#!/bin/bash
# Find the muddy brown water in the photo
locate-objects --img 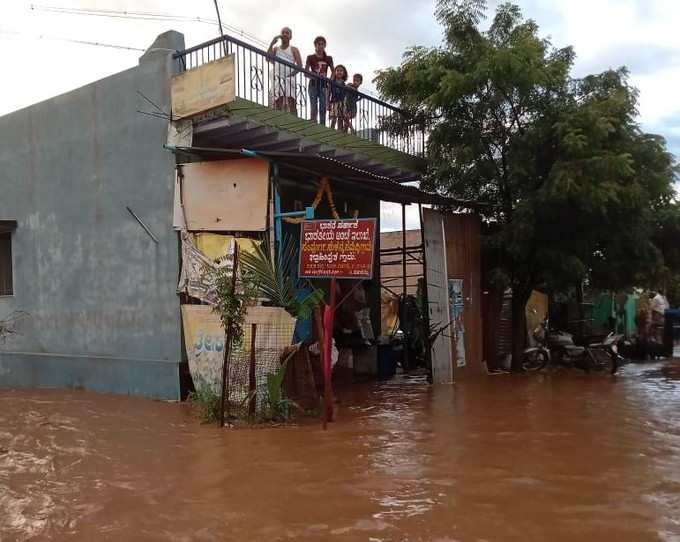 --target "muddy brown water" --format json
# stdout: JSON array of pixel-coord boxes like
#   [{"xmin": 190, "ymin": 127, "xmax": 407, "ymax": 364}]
[{"xmin": 1, "ymin": 361, "xmax": 679, "ymax": 542}]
